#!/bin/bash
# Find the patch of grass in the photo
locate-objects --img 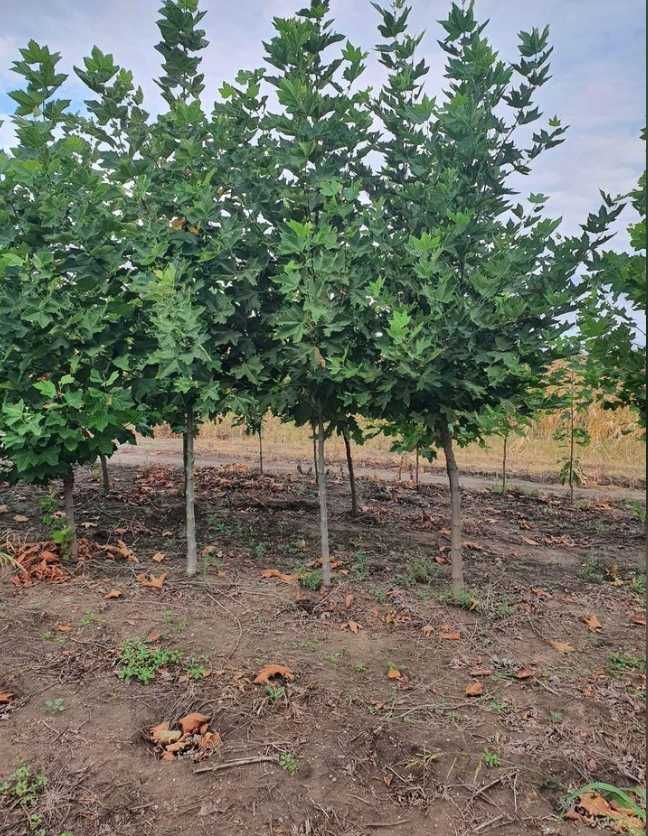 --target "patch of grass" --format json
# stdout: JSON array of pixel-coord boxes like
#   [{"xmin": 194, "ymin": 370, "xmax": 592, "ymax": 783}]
[
  {"xmin": 372, "ymin": 588, "xmax": 387, "ymax": 604},
  {"xmin": 577, "ymin": 558, "xmax": 607, "ymax": 585},
  {"xmin": 39, "ymin": 493, "xmax": 72, "ymax": 557},
  {"xmin": 489, "ymin": 699, "xmax": 512, "ymax": 716},
  {"xmin": 439, "ymin": 588, "xmax": 480, "ymax": 611},
  {"xmin": 265, "ymin": 684, "xmax": 286, "ymax": 704},
  {"xmin": 252, "ymin": 542, "xmax": 267, "ymax": 561},
  {"xmin": 323, "ymin": 651, "xmax": 343, "ymax": 666},
  {"xmin": 352, "ymin": 550, "xmax": 369, "ymax": 580},
  {"xmin": 352, "ymin": 662, "xmax": 368, "ymax": 673},
  {"xmin": 161, "ymin": 609, "xmax": 186, "ymax": 632},
  {"xmin": 185, "ymin": 655, "xmax": 208, "ymax": 680},
  {"xmin": 278, "ymin": 751, "xmax": 298, "ymax": 776},
  {"xmin": 406, "ymin": 557, "xmax": 442, "ymax": 584},
  {"xmin": 493, "ymin": 599, "xmax": 514, "ymax": 620},
  {"xmin": 549, "ymin": 710, "xmax": 563, "ymax": 724},
  {"xmin": 116, "ymin": 639, "xmax": 182, "ymax": 684},
  {"xmin": 44, "ymin": 698, "xmax": 65, "ymax": 715},
  {"xmin": 626, "ymin": 500, "xmax": 647, "ymax": 525},
  {"xmin": 629, "ymin": 573, "xmax": 646, "ymax": 596},
  {"xmin": 607, "ymin": 652, "xmax": 646, "ymax": 677},
  {"xmin": 79, "ymin": 610, "xmax": 97, "ymax": 627},
  {"xmin": 0, "ymin": 765, "xmax": 48, "ymax": 835},
  {"xmin": 561, "ymin": 782, "xmax": 646, "ymax": 825},
  {"xmin": 482, "ymin": 750, "xmax": 502, "ymax": 768},
  {"xmin": 298, "ymin": 569, "xmax": 322, "ymax": 591}
]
